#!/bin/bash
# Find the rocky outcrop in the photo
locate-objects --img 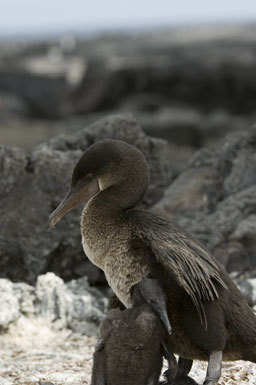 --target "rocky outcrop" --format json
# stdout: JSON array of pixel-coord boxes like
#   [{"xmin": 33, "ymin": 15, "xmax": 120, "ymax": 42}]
[
  {"xmin": 0, "ymin": 114, "xmax": 173, "ymax": 283},
  {"xmin": 0, "ymin": 280, "xmax": 20, "ymax": 328},
  {"xmin": 0, "ymin": 272, "xmax": 107, "ymax": 336},
  {"xmin": 156, "ymin": 128, "xmax": 256, "ymax": 276}
]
